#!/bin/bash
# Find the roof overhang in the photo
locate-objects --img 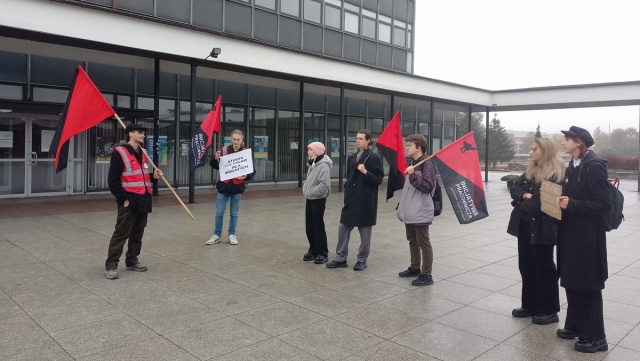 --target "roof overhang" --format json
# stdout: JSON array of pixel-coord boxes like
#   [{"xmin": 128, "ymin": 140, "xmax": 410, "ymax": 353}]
[{"xmin": 2, "ymin": 0, "xmax": 640, "ymax": 113}]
